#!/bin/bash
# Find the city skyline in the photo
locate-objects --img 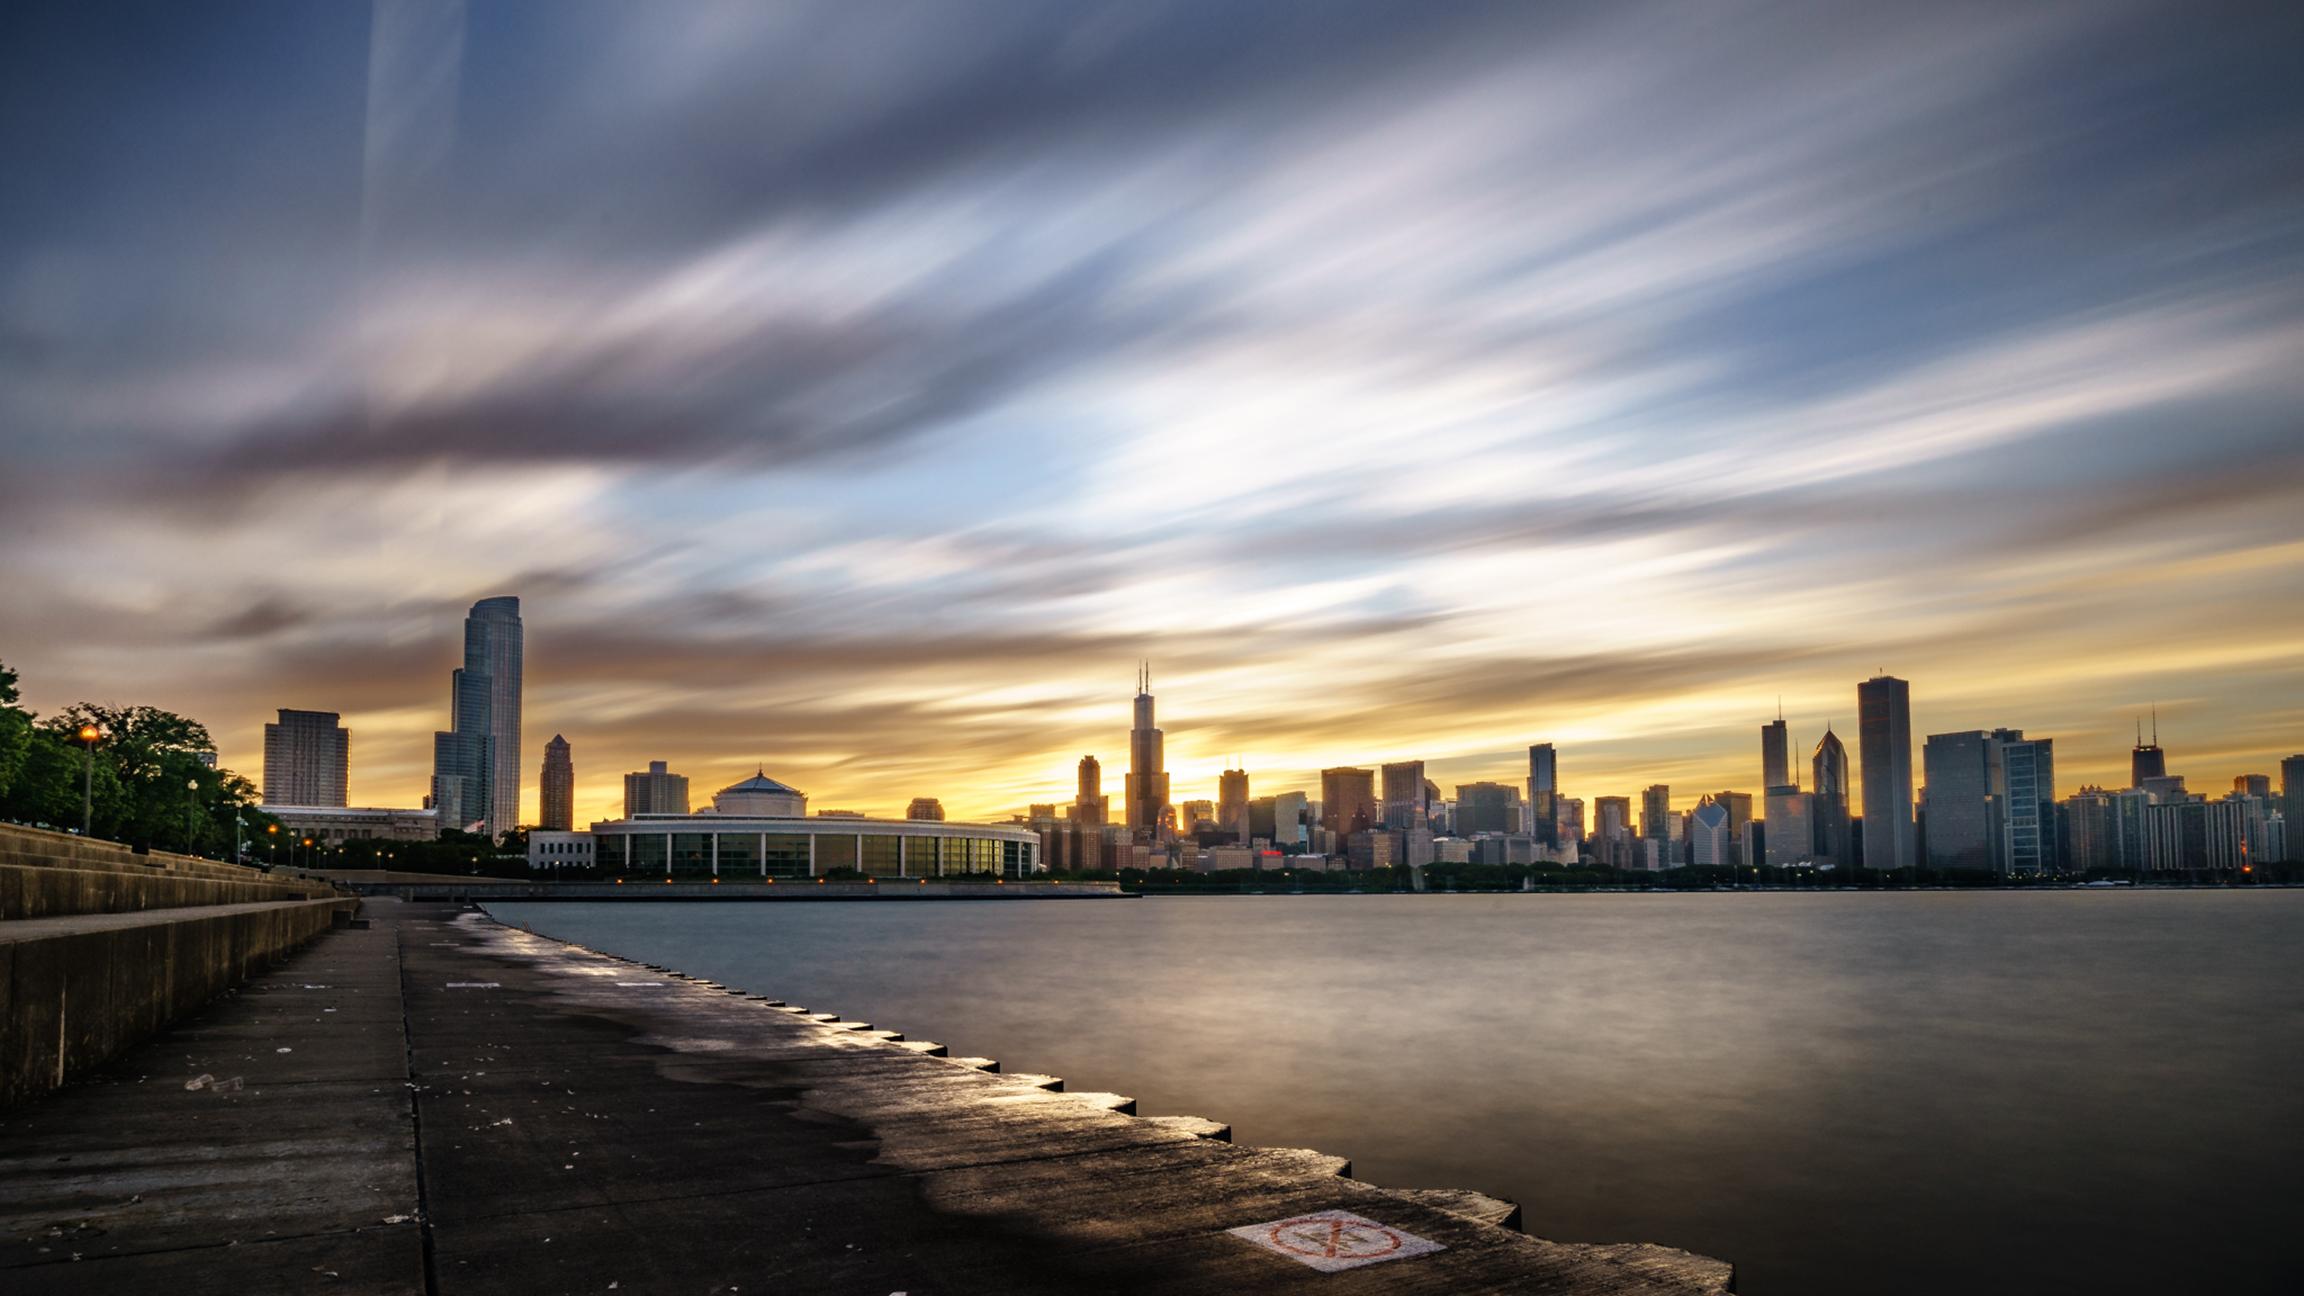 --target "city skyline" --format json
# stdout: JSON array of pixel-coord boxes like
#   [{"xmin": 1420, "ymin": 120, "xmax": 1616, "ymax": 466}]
[{"xmin": 3, "ymin": 2, "xmax": 2300, "ymax": 826}]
